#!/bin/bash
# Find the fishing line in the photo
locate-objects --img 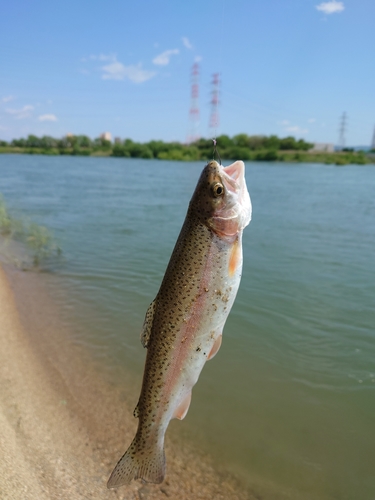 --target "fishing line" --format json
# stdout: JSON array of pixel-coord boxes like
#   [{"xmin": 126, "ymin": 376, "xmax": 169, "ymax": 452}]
[
  {"xmin": 212, "ymin": 0, "xmax": 225, "ymax": 164},
  {"xmin": 212, "ymin": 138, "xmax": 222, "ymax": 165}
]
